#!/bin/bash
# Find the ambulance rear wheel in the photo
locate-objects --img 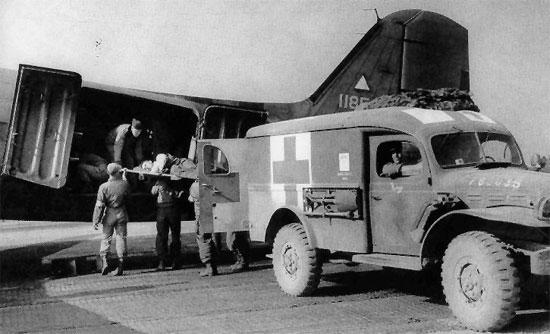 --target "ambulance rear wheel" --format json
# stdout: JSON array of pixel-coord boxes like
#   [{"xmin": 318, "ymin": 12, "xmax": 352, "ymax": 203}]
[
  {"xmin": 272, "ymin": 223, "xmax": 321, "ymax": 296},
  {"xmin": 441, "ymin": 231, "xmax": 520, "ymax": 331}
]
